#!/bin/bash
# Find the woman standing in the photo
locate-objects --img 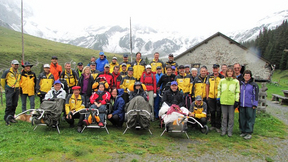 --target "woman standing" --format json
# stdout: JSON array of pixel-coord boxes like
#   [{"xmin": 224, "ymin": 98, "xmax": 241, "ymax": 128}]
[
  {"xmin": 108, "ymin": 88, "xmax": 125, "ymax": 127},
  {"xmin": 239, "ymin": 70, "xmax": 259, "ymax": 140},
  {"xmin": 78, "ymin": 66, "xmax": 94, "ymax": 107},
  {"xmin": 217, "ymin": 67, "xmax": 240, "ymax": 137}
]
